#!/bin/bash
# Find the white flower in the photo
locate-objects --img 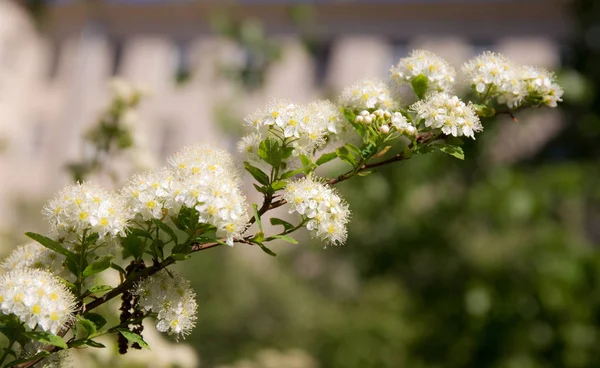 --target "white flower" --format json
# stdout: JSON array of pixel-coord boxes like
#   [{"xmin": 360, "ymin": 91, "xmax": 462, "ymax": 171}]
[
  {"xmin": 520, "ymin": 66, "xmax": 564, "ymax": 108},
  {"xmin": 1, "ymin": 242, "xmax": 73, "ymax": 280},
  {"xmin": 0, "ymin": 269, "xmax": 77, "ymax": 334},
  {"xmin": 43, "ymin": 182, "xmax": 129, "ymax": 243},
  {"xmin": 339, "ymin": 79, "xmax": 398, "ymax": 111},
  {"xmin": 390, "ymin": 112, "xmax": 416, "ymax": 135},
  {"xmin": 169, "ymin": 145, "xmax": 238, "ymax": 180},
  {"xmin": 283, "ymin": 176, "xmax": 350, "ymax": 246},
  {"xmin": 243, "ymin": 100, "xmax": 341, "ymax": 161},
  {"xmin": 121, "ymin": 168, "xmax": 177, "ymax": 221},
  {"xmin": 411, "ymin": 93, "xmax": 483, "ymax": 139},
  {"xmin": 463, "ymin": 51, "xmax": 516, "ymax": 97},
  {"xmin": 110, "ymin": 78, "xmax": 146, "ymax": 104},
  {"xmin": 133, "ymin": 270, "xmax": 197, "ymax": 340},
  {"xmin": 390, "ymin": 50, "xmax": 456, "ymax": 93},
  {"xmin": 463, "ymin": 52, "xmax": 563, "ymax": 109},
  {"xmin": 168, "ymin": 145, "xmax": 249, "ymax": 246},
  {"xmin": 237, "ymin": 132, "xmax": 269, "ymax": 171},
  {"xmin": 306, "ymin": 100, "xmax": 346, "ymax": 136}
]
